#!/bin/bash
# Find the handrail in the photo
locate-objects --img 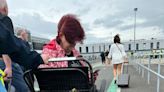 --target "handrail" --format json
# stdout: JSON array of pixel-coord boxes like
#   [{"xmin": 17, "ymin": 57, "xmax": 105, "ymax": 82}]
[
  {"xmin": 133, "ymin": 53, "xmax": 164, "ymax": 56},
  {"xmin": 132, "ymin": 53, "xmax": 164, "ymax": 92},
  {"xmin": 135, "ymin": 61, "xmax": 164, "ymax": 79},
  {"xmin": 48, "ymin": 57, "xmax": 77, "ymax": 62},
  {"xmin": 143, "ymin": 53, "xmax": 164, "ymax": 56}
]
